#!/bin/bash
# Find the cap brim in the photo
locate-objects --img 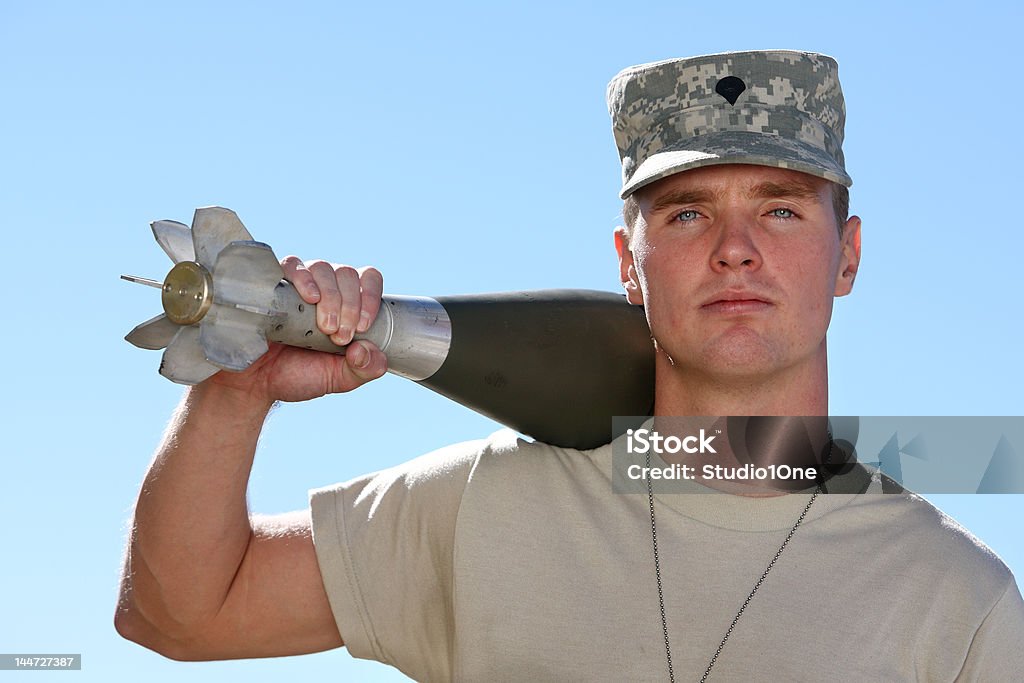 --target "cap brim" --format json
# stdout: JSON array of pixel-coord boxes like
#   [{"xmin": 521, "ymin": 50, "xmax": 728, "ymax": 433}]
[{"xmin": 620, "ymin": 130, "xmax": 852, "ymax": 199}]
